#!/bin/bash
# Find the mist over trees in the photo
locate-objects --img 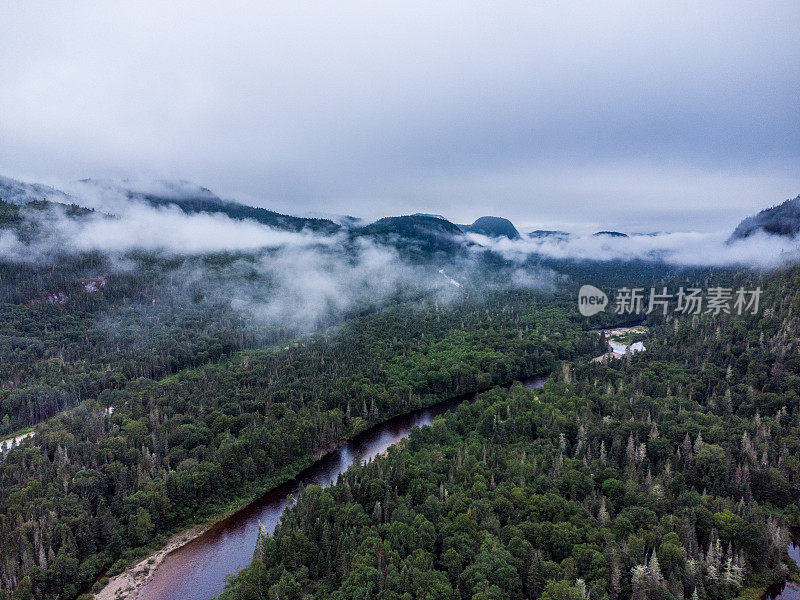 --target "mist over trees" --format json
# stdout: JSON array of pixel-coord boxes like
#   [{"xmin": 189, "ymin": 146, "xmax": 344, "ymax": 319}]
[
  {"xmin": 1, "ymin": 186, "xmax": 799, "ymax": 600},
  {"xmin": 218, "ymin": 267, "xmax": 800, "ymax": 600},
  {"xmin": 0, "ymin": 287, "xmax": 586, "ymax": 599}
]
